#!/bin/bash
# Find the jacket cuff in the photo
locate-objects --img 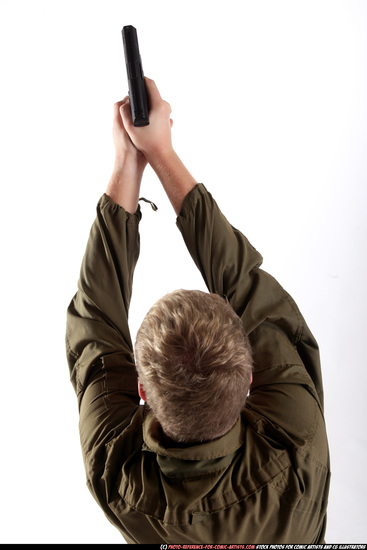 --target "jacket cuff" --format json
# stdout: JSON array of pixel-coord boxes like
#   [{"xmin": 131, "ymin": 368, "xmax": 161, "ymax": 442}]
[
  {"xmin": 177, "ymin": 183, "xmax": 208, "ymax": 220},
  {"xmin": 98, "ymin": 193, "xmax": 142, "ymax": 223}
]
